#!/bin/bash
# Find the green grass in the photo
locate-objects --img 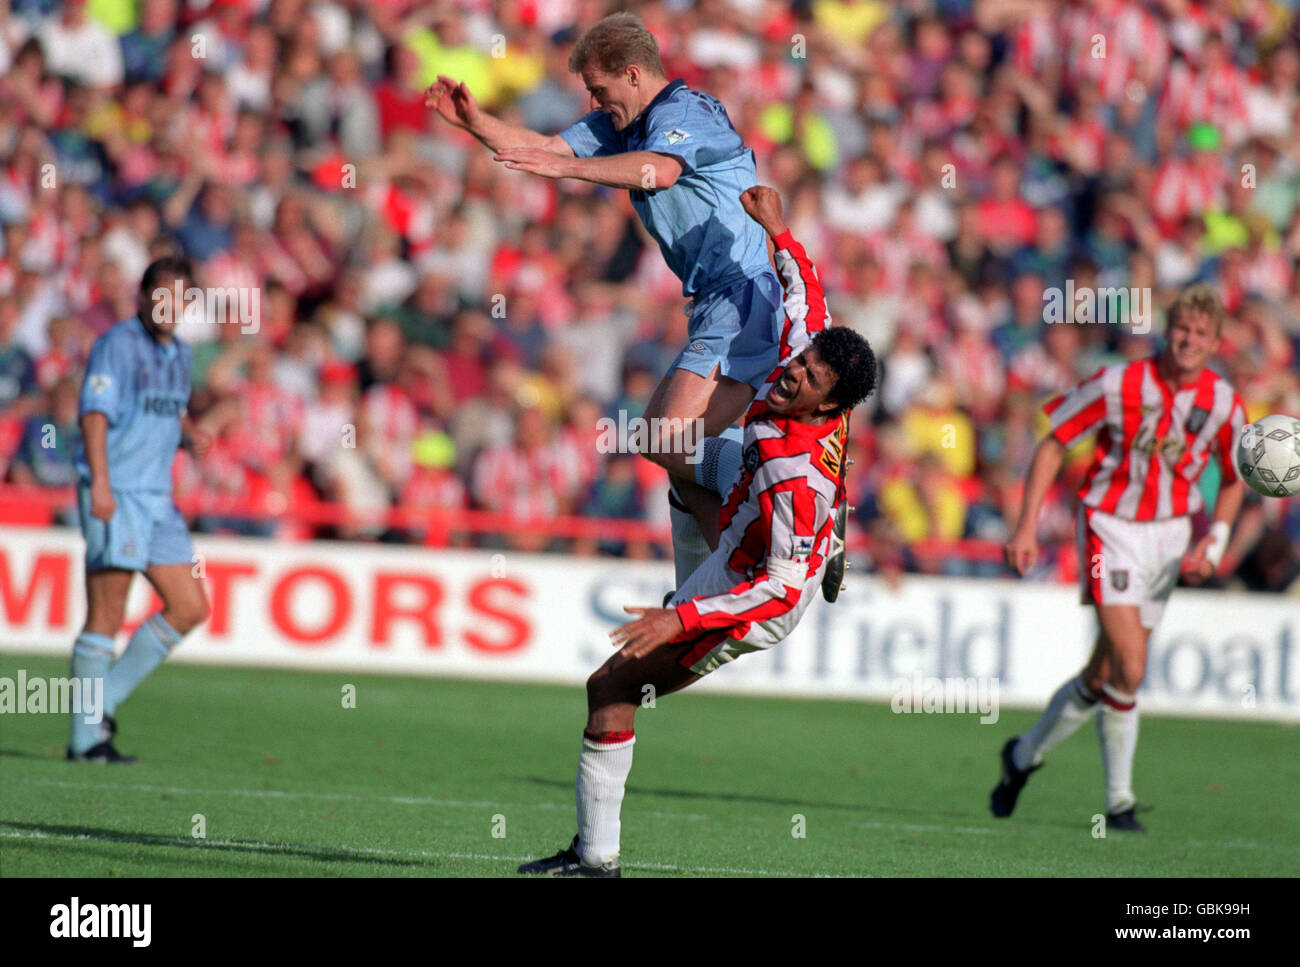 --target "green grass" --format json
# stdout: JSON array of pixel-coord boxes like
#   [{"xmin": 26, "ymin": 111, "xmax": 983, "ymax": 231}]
[{"xmin": 1, "ymin": 653, "xmax": 1296, "ymax": 877}]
